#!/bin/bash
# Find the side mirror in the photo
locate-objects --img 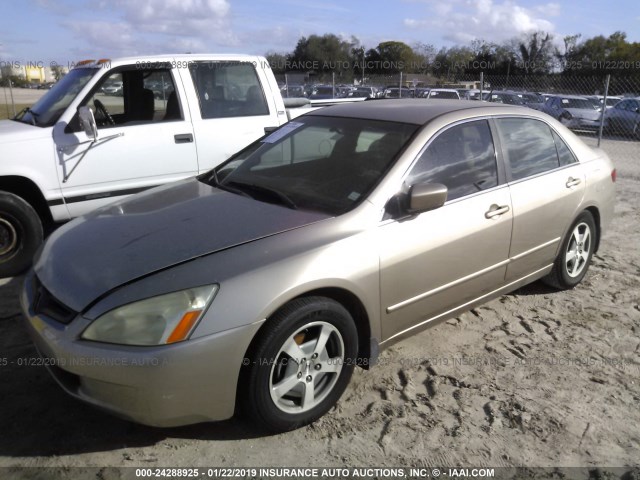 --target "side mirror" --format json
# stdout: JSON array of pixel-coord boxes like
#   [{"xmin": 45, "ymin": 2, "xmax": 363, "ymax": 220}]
[
  {"xmin": 78, "ymin": 106, "xmax": 98, "ymax": 141},
  {"xmin": 407, "ymin": 183, "xmax": 448, "ymax": 214}
]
